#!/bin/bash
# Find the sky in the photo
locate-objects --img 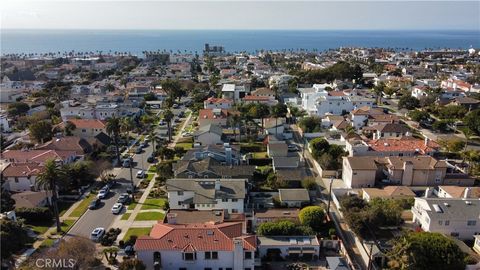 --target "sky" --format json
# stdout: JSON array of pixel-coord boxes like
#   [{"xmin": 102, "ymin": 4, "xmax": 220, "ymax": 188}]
[{"xmin": 1, "ymin": 1, "xmax": 479, "ymax": 30}]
